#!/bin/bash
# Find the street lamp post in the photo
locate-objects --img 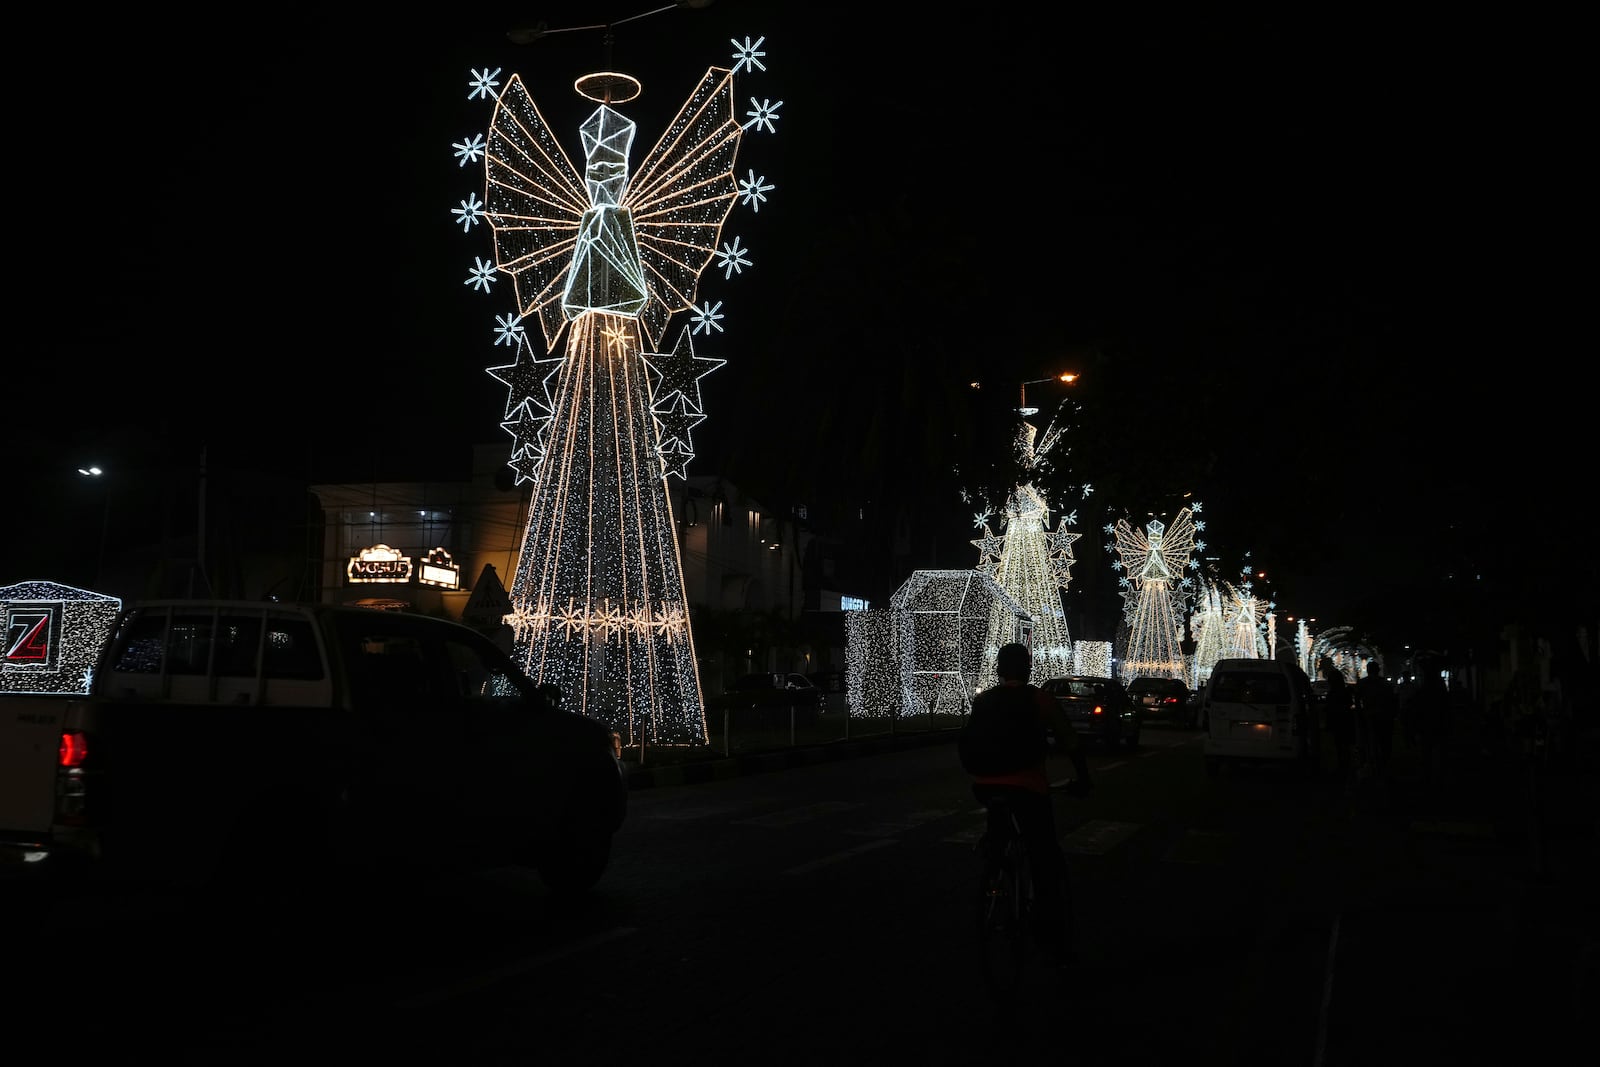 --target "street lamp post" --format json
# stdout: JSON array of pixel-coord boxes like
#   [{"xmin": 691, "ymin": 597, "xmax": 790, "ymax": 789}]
[
  {"xmin": 77, "ymin": 465, "xmax": 110, "ymax": 589},
  {"xmin": 1018, "ymin": 371, "xmax": 1079, "ymax": 416}
]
